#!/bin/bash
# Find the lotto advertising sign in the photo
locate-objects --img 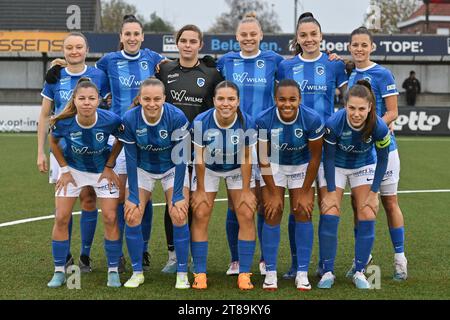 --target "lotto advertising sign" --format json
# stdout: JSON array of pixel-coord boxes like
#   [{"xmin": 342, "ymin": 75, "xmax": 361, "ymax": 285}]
[{"xmin": 393, "ymin": 107, "xmax": 450, "ymax": 136}]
